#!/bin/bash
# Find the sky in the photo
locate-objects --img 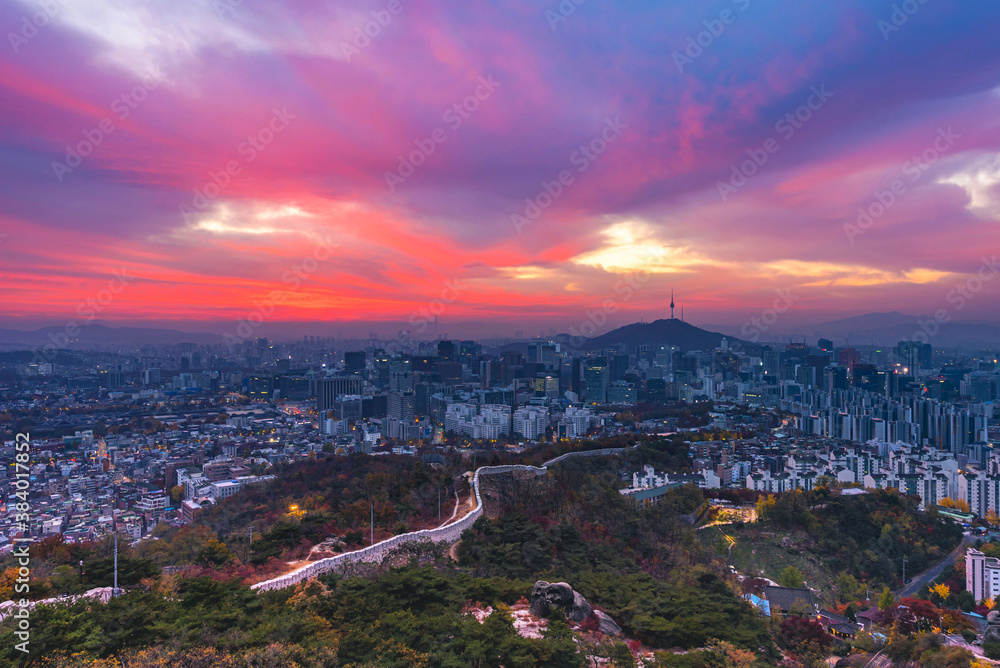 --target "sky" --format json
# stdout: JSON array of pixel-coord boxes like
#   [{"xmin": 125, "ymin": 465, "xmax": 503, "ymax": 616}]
[{"xmin": 1, "ymin": 0, "xmax": 999, "ymax": 337}]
